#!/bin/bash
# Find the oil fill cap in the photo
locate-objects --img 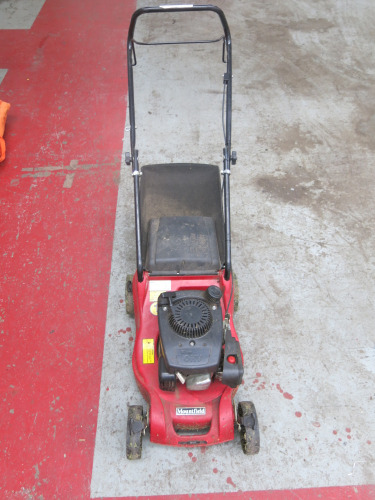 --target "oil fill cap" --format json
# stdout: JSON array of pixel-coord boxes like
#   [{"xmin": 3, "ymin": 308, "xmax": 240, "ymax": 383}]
[{"xmin": 206, "ymin": 285, "xmax": 222, "ymax": 304}]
